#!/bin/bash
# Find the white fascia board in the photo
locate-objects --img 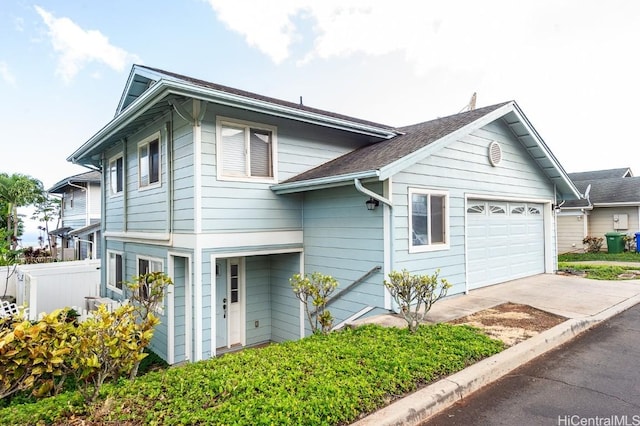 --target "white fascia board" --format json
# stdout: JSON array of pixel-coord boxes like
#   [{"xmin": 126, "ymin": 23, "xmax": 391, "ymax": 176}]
[
  {"xmin": 71, "ymin": 78, "xmax": 397, "ymax": 164},
  {"xmin": 378, "ymin": 103, "xmax": 517, "ymax": 181},
  {"xmin": 114, "ymin": 66, "xmax": 184, "ymax": 116},
  {"xmin": 68, "ymin": 82, "xmax": 173, "ymax": 163},
  {"xmin": 166, "ymin": 80, "xmax": 397, "ymax": 139},
  {"xmin": 271, "ymin": 171, "xmax": 379, "ymax": 194},
  {"xmin": 509, "ymin": 103, "xmax": 581, "ymax": 200},
  {"xmin": 593, "ymin": 202, "xmax": 640, "ymax": 207}
]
